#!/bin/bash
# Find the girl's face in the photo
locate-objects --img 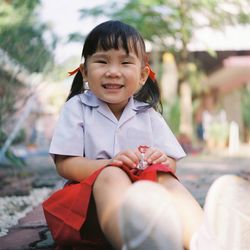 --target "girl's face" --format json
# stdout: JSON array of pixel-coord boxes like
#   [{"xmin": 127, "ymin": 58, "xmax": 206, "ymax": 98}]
[{"xmin": 82, "ymin": 46, "xmax": 149, "ymax": 117}]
